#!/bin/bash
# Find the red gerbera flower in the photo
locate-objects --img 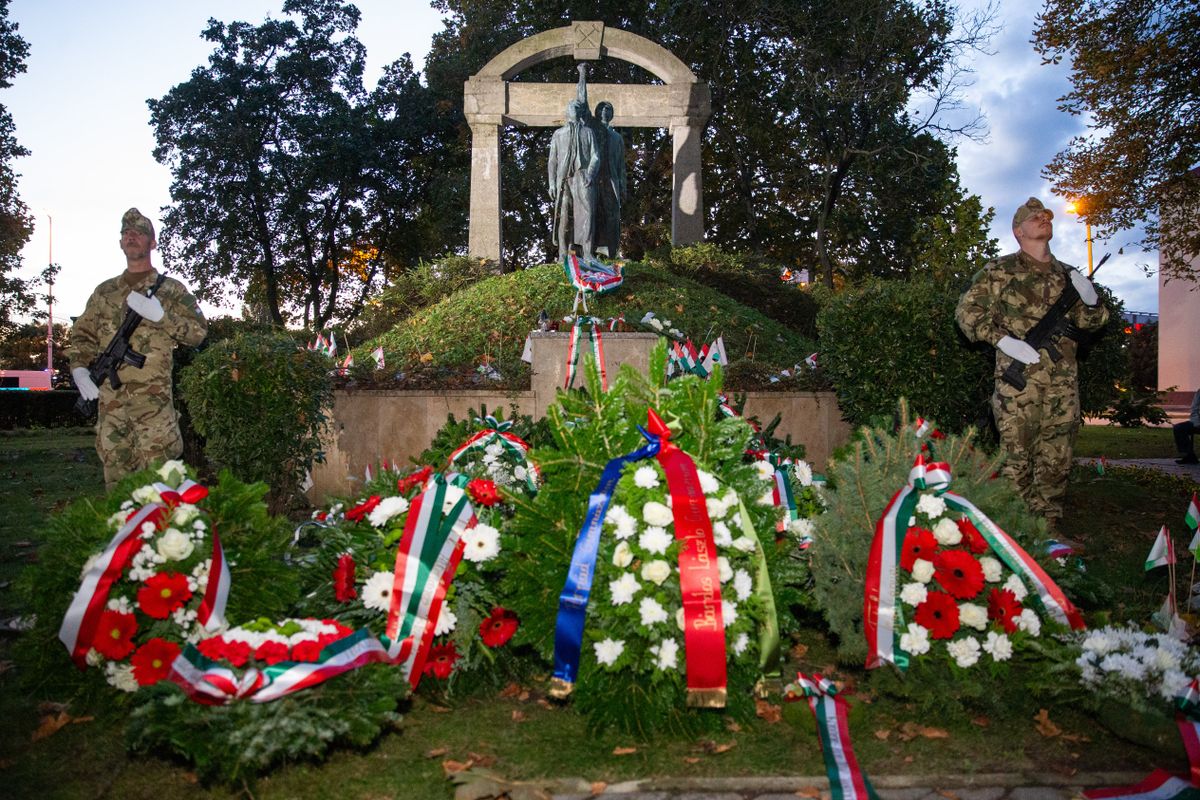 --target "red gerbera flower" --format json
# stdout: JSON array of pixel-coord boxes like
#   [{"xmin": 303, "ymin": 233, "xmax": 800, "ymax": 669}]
[
  {"xmin": 291, "ymin": 639, "xmax": 324, "ymax": 663},
  {"xmin": 901, "ymin": 527, "xmax": 939, "ymax": 571},
  {"xmin": 423, "ymin": 642, "xmax": 460, "ymax": 679},
  {"xmin": 254, "ymin": 640, "xmax": 290, "ymax": 665},
  {"xmin": 92, "ymin": 610, "xmax": 137, "ymax": 659},
  {"xmin": 913, "ymin": 591, "xmax": 961, "ymax": 639},
  {"xmin": 987, "ymin": 588, "xmax": 1023, "ymax": 634},
  {"xmin": 130, "ymin": 637, "xmax": 181, "ymax": 685},
  {"xmin": 468, "ymin": 478, "xmax": 501, "ymax": 507},
  {"xmin": 479, "ymin": 606, "xmax": 519, "ymax": 648},
  {"xmin": 933, "ymin": 550, "xmax": 985, "ymax": 599},
  {"xmin": 137, "ymin": 571, "xmax": 192, "ymax": 619},
  {"xmin": 333, "ymin": 553, "xmax": 357, "ymax": 603},
  {"xmin": 344, "ymin": 494, "xmax": 382, "ymax": 523},
  {"xmin": 956, "ymin": 518, "xmax": 989, "ymax": 554},
  {"xmin": 398, "ymin": 466, "xmax": 433, "ymax": 495}
]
